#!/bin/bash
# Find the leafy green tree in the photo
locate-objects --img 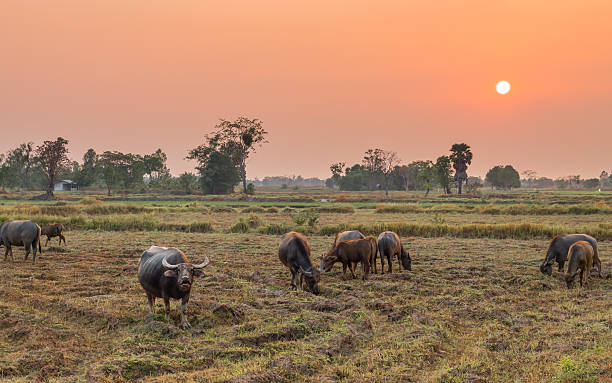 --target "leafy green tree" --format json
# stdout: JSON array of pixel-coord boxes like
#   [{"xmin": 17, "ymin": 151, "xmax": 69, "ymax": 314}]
[
  {"xmin": 449, "ymin": 143, "xmax": 473, "ymax": 195},
  {"xmin": 338, "ymin": 164, "xmax": 369, "ymax": 191},
  {"xmin": 414, "ymin": 160, "xmax": 435, "ymax": 196},
  {"xmin": 75, "ymin": 149, "xmax": 98, "ymax": 187},
  {"xmin": 328, "ymin": 162, "xmax": 345, "ymax": 188},
  {"xmin": 97, "ymin": 151, "xmax": 127, "ymax": 195},
  {"xmin": 0, "ymin": 154, "xmax": 10, "ymax": 191},
  {"xmin": 5, "ymin": 142, "xmax": 35, "ymax": 195},
  {"xmin": 143, "ymin": 149, "xmax": 169, "ymax": 180},
  {"xmin": 35, "ymin": 137, "xmax": 71, "ymax": 199},
  {"xmin": 178, "ymin": 172, "xmax": 198, "ymax": 194},
  {"xmin": 199, "ymin": 151, "xmax": 240, "ymax": 194},
  {"xmin": 485, "ymin": 165, "xmax": 520, "ymax": 190},
  {"xmin": 434, "ymin": 155, "xmax": 453, "ymax": 194},
  {"xmin": 188, "ymin": 117, "xmax": 268, "ymax": 193}
]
